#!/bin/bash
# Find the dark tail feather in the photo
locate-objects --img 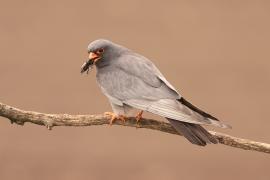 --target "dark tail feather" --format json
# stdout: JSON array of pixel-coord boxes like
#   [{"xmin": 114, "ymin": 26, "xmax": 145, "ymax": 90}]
[{"xmin": 167, "ymin": 118, "xmax": 218, "ymax": 146}]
